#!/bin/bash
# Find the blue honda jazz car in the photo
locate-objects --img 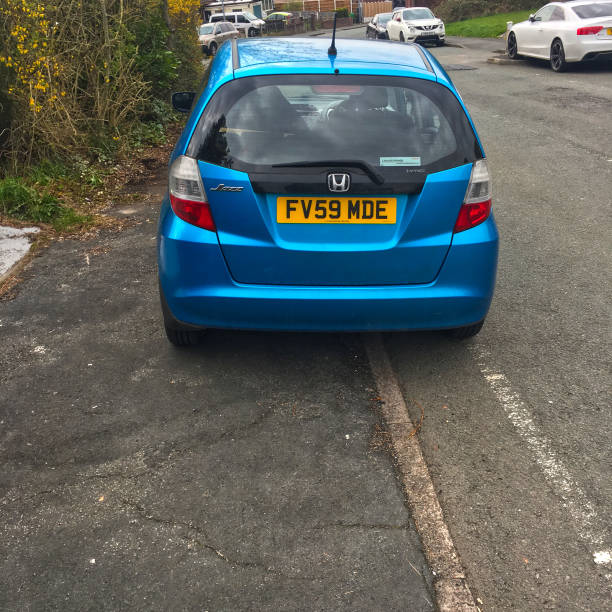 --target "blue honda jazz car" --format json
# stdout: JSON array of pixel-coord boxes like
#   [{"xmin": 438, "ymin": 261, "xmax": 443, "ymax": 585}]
[{"xmin": 158, "ymin": 37, "xmax": 498, "ymax": 345}]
